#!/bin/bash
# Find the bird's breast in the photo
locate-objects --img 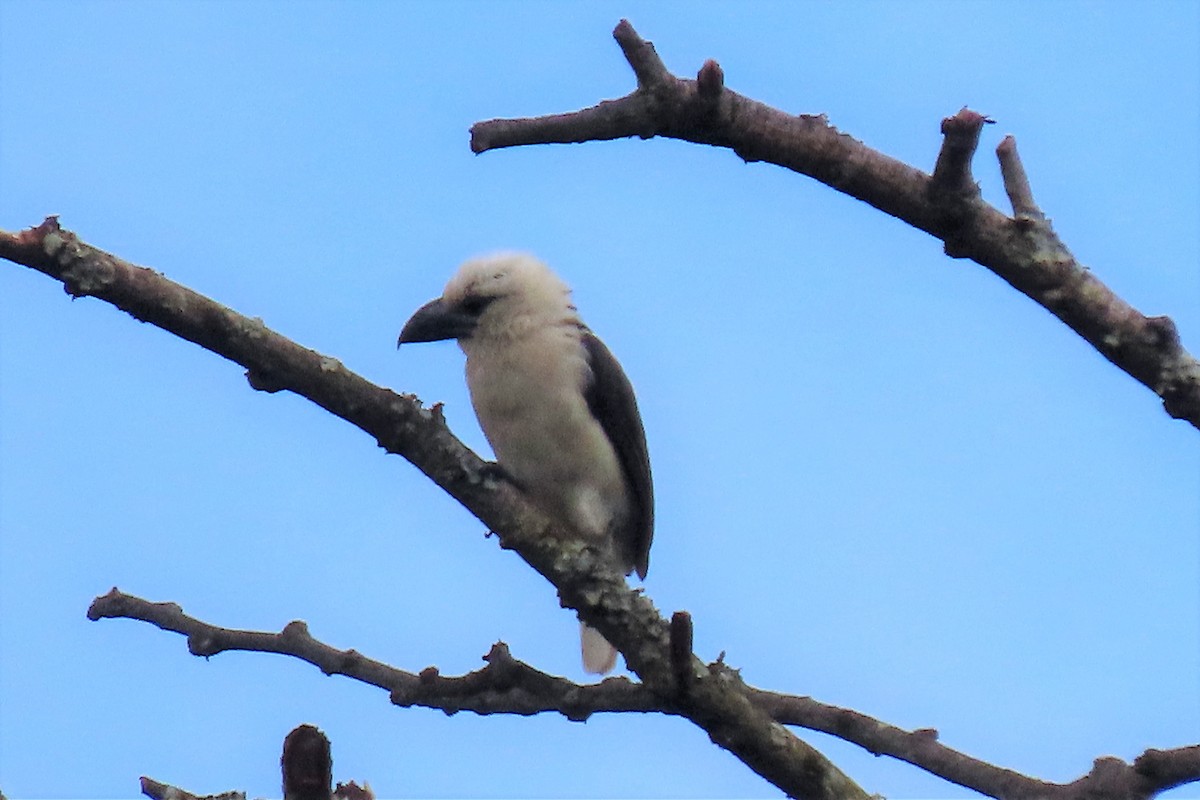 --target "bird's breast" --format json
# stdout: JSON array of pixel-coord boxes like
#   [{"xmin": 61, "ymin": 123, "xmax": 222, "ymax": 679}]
[{"xmin": 464, "ymin": 333, "xmax": 629, "ymax": 540}]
